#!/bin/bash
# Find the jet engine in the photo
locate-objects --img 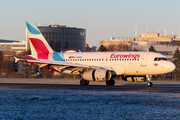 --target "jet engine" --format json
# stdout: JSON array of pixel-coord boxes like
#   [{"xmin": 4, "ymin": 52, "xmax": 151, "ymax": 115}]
[
  {"xmin": 82, "ymin": 69, "xmax": 112, "ymax": 81},
  {"xmin": 122, "ymin": 75, "xmax": 146, "ymax": 82}
]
